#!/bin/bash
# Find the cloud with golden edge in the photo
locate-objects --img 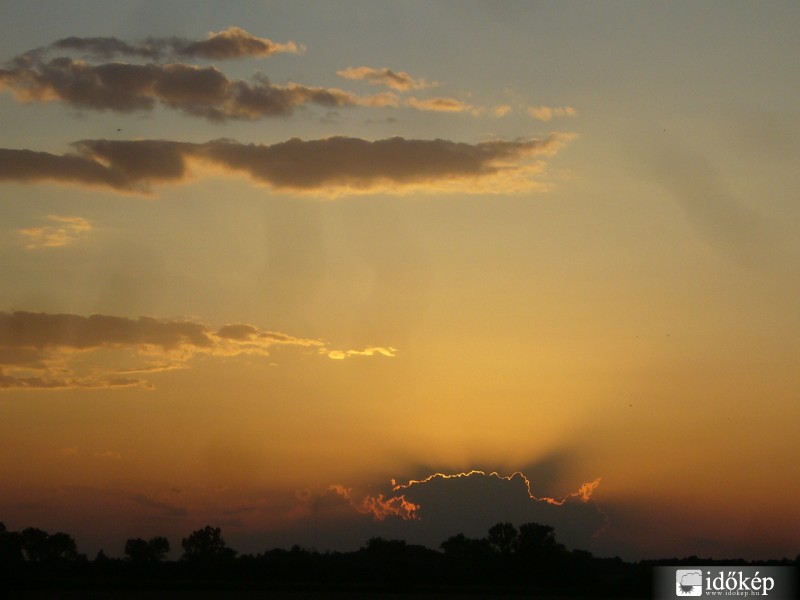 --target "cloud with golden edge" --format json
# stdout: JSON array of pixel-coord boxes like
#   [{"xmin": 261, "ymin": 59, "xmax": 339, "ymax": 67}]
[
  {"xmin": 528, "ymin": 105, "xmax": 578, "ymax": 122},
  {"xmin": 0, "ymin": 134, "xmax": 573, "ymax": 197},
  {"xmin": 17, "ymin": 215, "xmax": 92, "ymax": 249},
  {"xmin": 0, "ymin": 33, "xmax": 452, "ymax": 122},
  {"xmin": 291, "ymin": 469, "xmax": 608, "ymax": 553},
  {"xmin": 0, "ymin": 311, "xmax": 393, "ymax": 390},
  {"xmin": 337, "ymin": 66, "xmax": 434, "ymax": 91},
  {"xmin": 292, "ymin": 484, "xmax": 420, "ymax": 523},
  {"xmin": 50, "ymin": 27, "xmax": 302, "ymax": 60},
  {"xmin": 0, "ymin": 57, "xmax": 370, "ymax": 121},
  {"xmin": 391, "ymin": 470, "xmax": 601, "ymax": 506}
]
